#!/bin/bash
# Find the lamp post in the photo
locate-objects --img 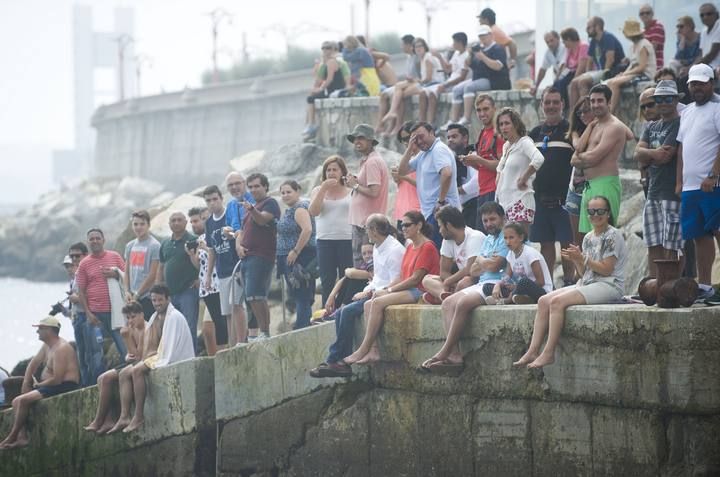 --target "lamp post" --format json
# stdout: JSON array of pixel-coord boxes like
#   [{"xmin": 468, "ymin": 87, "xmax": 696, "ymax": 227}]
[
  {"xmin": 134, "ymin": 54, "xmax": 153, "ymax": 97},
  {"xmin": 114, "ymin": 34, "xmax": 134, "ymax": 101},
  {"xmin": 206, "ymin": 8, "xmax": 233, "ymax": 84}
]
